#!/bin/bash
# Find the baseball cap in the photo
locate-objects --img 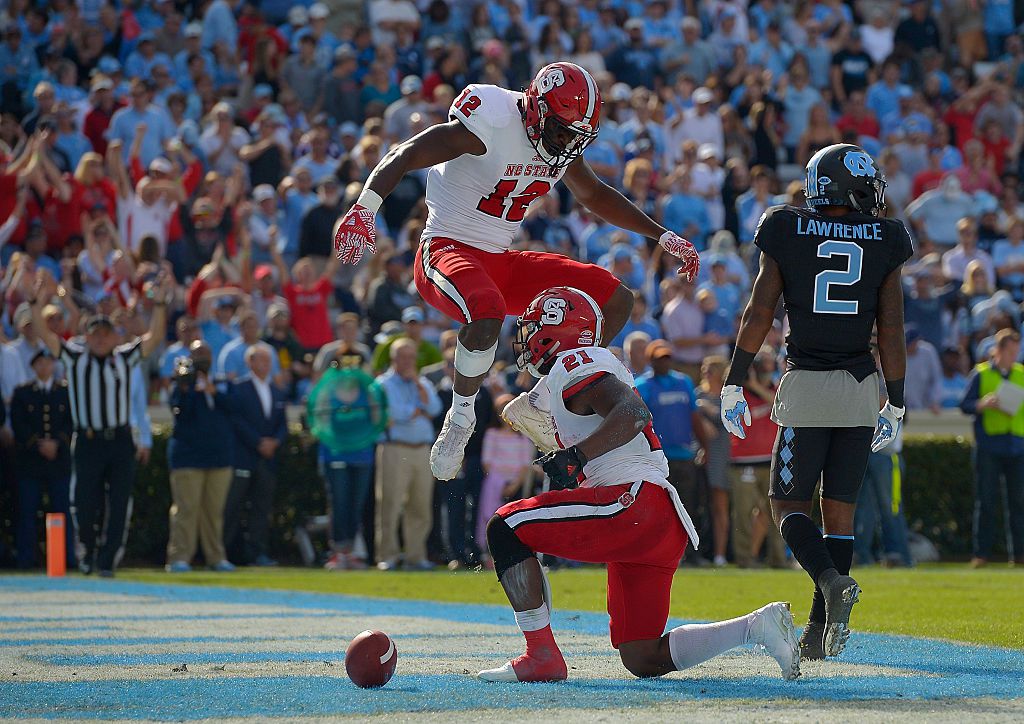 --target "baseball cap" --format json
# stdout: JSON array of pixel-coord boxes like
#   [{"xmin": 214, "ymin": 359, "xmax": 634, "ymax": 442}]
[
  {"xmin": 149, "ymin": 157, "xmax": 173, "ymax": 174},
  {"xmin": 86, "ymin": 314, "xmax": 115, "ymax": 332},
  {"xmin": 425, "ymin": 36, "xmax": 446, "ymax": 51},
  {"xmin": 698, "ymin": 143, "xmax": 719, "ymax": 160},
  {"xmin": 267, "ymin": 302, "xmax": 290, "ymax": 319},
  {"xmin": 137, "ymin": 31, "xmax": 155, "ymax": 44},
  {"xmin": 611, "ymin": 244, "xmax": 633, "ymax": 262},
  {"xmin": 253, "ymin": 184, "xmax": 276, "ymax": 203},
  {"xmin": 610, "ymin": 82, "xmax": 632, "ymax": 102},
  {"xmin": 26, "ymin": 219, "xmax": 46, "ymax": 239},
  {"xmin": 339, "ymin": 121, "xmax": 360, "ymax": 137},
  {"xmin": 374, "ymin": 320, "xmax": 403, "ymax": 344},
  {"xmin": 215, "ymin": 296, "xmax": 239, "ymax": 309},
  {"xmin": 30, "ymin": 348, "xmax": 54, "ymax": 365},
  {"xmin": 624, "ymin": 18, "xmax": 644, "ymax": 31},
  {"xmin": 400, "ymin": 75, "xmax": 423, "ymax": 95},
  {"xmin": 288, "ymin": 5, "xmax": 309, "ymax": 24},
  {"xmin": 254, "ymin": 264, "xmax": 275, "ymax": 281},
  {"xmin": 91, "ymin": 75, "xmax": 113, "ymax": 91},
  {"xmin": 692, "ymin": 87, "xmax": 714, "ymax": 104},
  {"xmin": 14, "ymin": 302, "xmax": 32, "ymax": 329},
  {"xmin": 98, "ymin": 56, "xmax": 121, "ymax": 74},
  {"xmin": 402, "ymin": 306, "xmax": 425, "ymax": 323},
  {"xmin": 335, "ymin": 44, "xmax": 356, "ymax": 61},
  {"xmin": 184, "ymin": 22, "xmax": 203, "ymax": 38},
  {"xmin": 681, "ymin": 16, "xmax": 700, "ymax": 30},
  {"xmin": 253, "ymin": 83, "xmax": 273, "ymax": 99},
  {"xmin": 191, "ymin": 197, "xmax": 216, "ymax": 217},
  {"xmin": 309, "ymin": 2, "xmax": 329, "ymax": 19},
  {"xmin": 646, "ymin": 340, "xmax": 673, "ymax": 360}
]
